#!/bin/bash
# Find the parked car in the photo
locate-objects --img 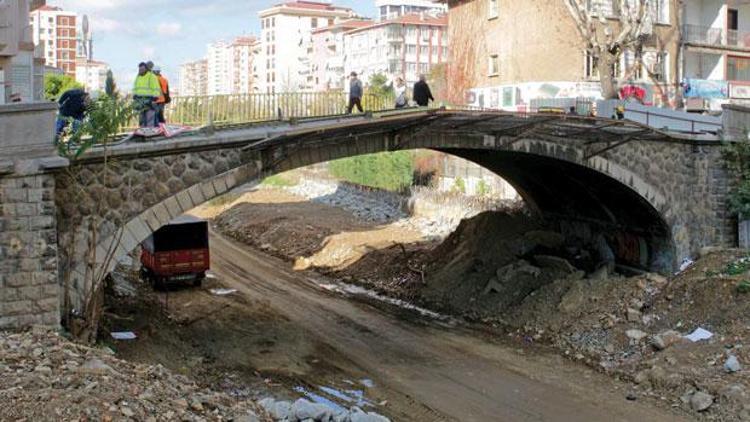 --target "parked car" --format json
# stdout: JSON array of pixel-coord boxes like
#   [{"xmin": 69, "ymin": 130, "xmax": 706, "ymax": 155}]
[{"xmin": 140, "ymin": 215, "xmax": 210, "ymax": 289}]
